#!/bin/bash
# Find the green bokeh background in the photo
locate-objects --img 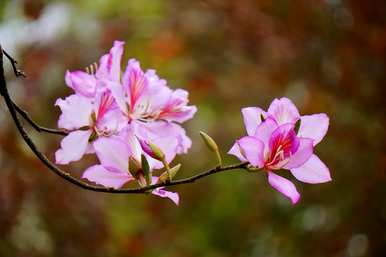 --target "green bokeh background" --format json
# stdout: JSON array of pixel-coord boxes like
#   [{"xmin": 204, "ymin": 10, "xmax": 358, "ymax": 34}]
[{"xmin": 0, "ymin": 1, "xmax": 385, "ymax": 256}]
